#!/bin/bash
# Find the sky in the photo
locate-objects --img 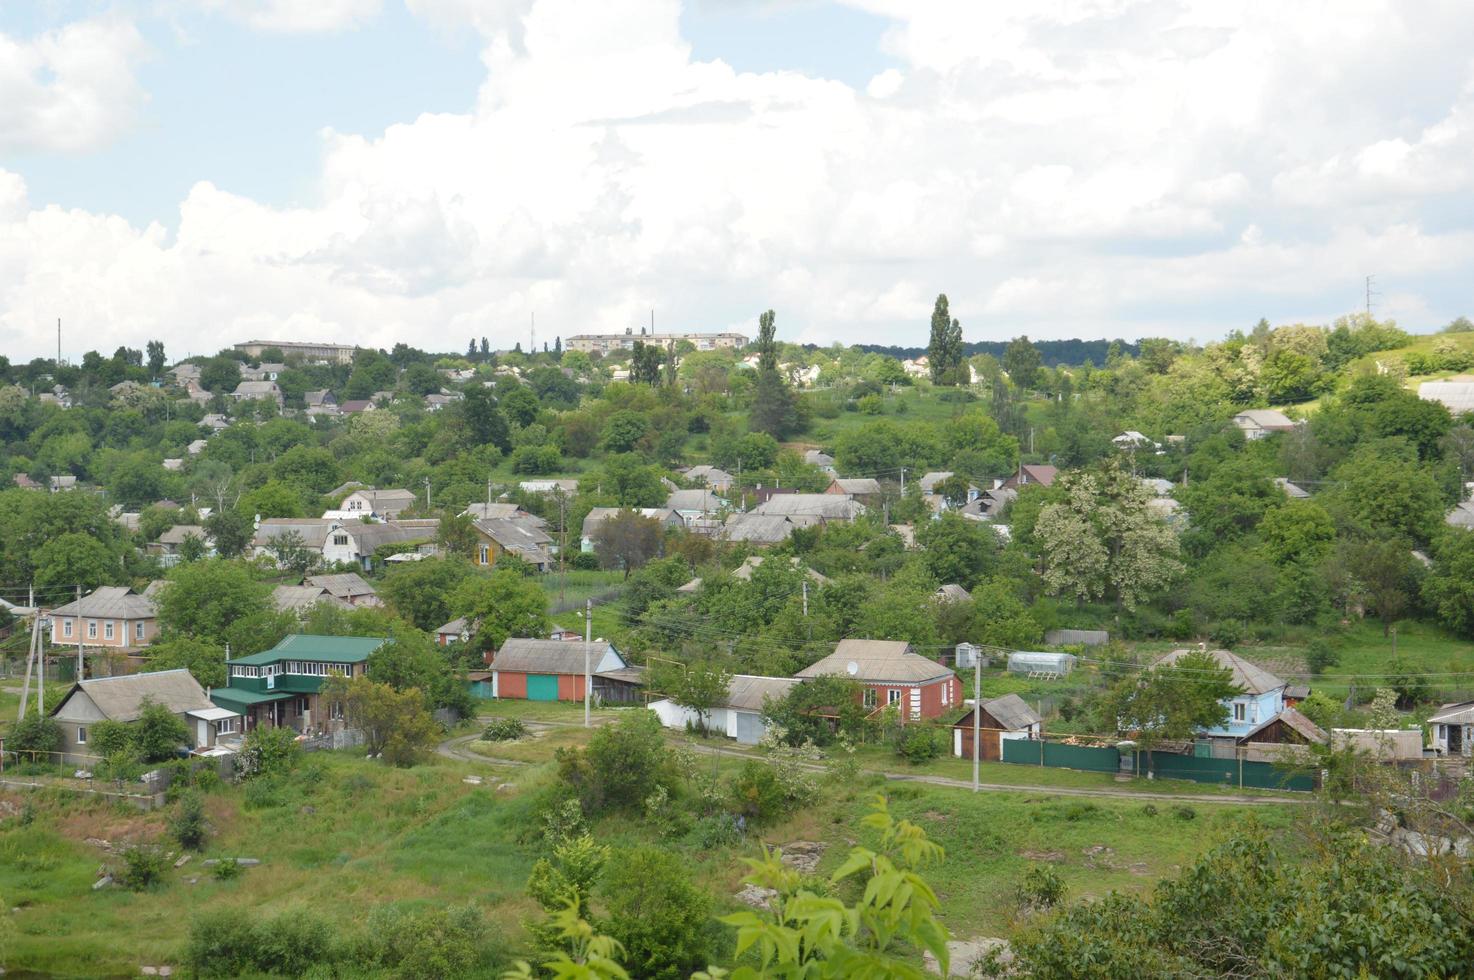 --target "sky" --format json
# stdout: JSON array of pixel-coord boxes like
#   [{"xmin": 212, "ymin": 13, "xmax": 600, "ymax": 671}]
[{"xmin": 2, "ymin": 0, "xmax": 1473, "ymax": 362}]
